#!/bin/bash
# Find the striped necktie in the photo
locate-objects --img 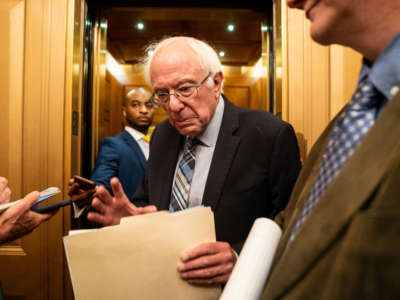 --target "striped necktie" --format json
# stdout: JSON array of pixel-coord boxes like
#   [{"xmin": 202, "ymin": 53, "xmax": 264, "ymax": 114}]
[
  {"xmin": 287, "ymin": 77, "xmax": 382, "ymax": 247},
  {"xmin": 170, "ymin": 138, "xmax": 200, "ymax": 211}
]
